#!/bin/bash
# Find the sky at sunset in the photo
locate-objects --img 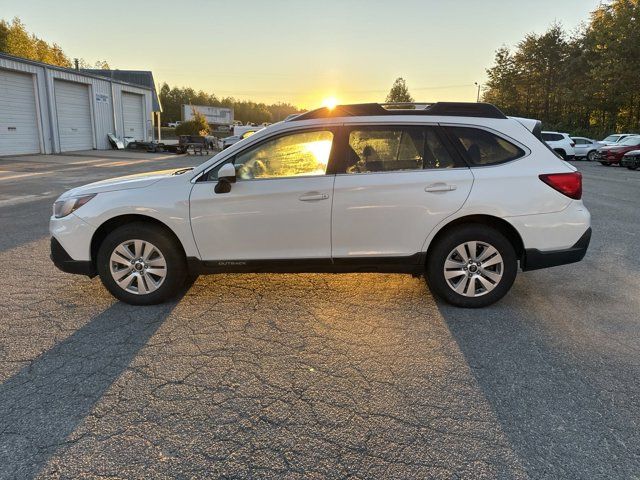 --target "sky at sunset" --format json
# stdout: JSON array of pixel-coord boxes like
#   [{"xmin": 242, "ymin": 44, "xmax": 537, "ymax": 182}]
[{"xmin": 3, "ymin": 0, "xmax": 602, "ymax": 108}]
